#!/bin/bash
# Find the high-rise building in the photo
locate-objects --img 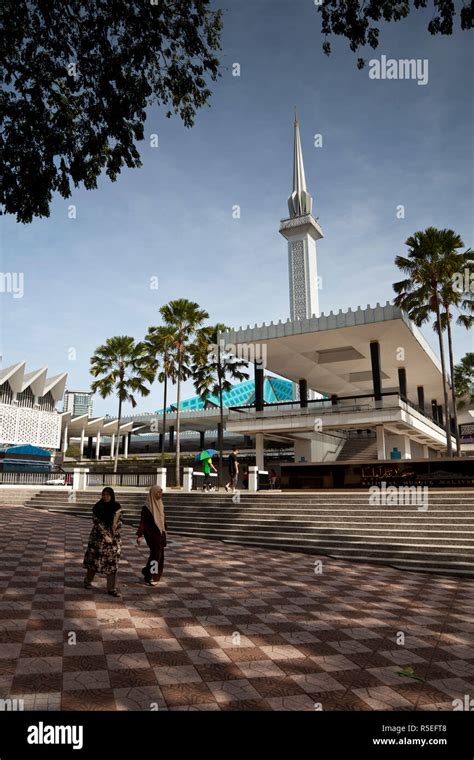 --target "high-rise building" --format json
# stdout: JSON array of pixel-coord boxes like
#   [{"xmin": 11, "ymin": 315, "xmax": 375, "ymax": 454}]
[{"xmin": 63, "ymin": 390, "xmax": 93, "ymax": 418}]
